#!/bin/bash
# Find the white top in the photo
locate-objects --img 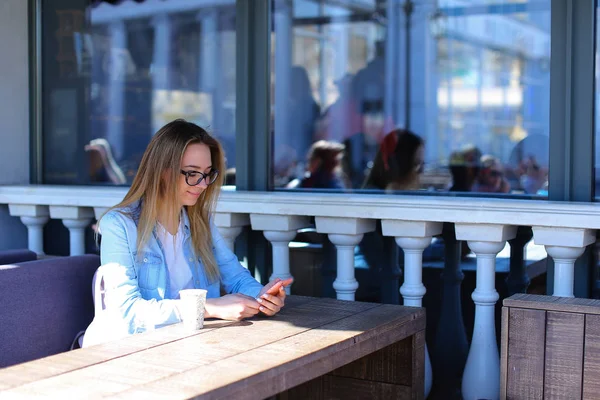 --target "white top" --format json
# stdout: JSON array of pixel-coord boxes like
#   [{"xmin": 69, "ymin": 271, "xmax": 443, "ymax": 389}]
[{"xmin": 157, "ymin": 219, "xmax": 193, "ymax": 299}]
